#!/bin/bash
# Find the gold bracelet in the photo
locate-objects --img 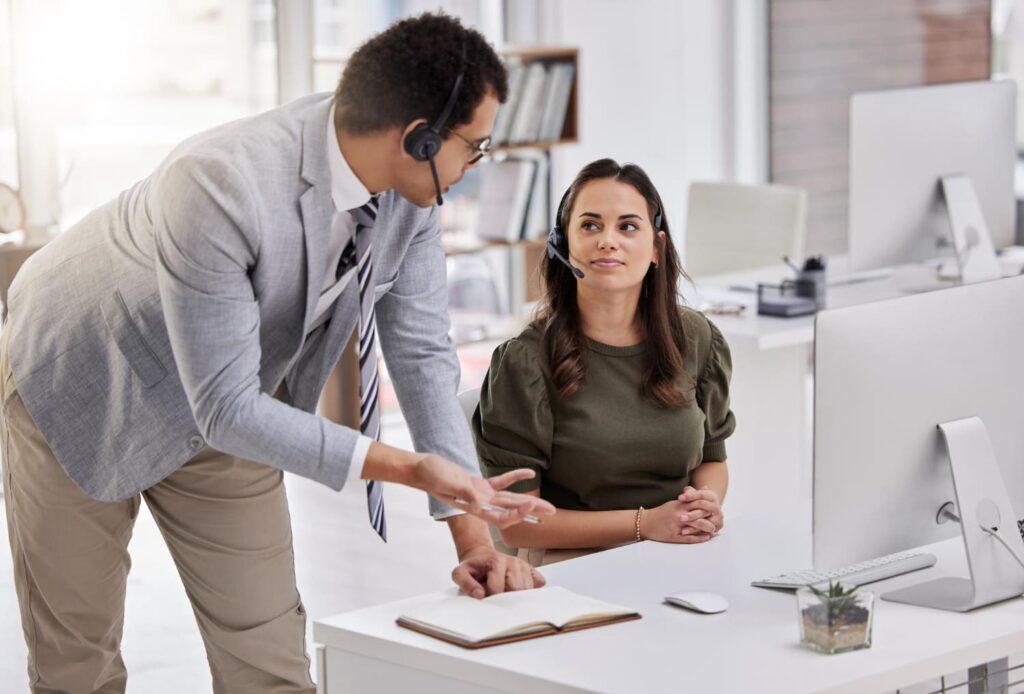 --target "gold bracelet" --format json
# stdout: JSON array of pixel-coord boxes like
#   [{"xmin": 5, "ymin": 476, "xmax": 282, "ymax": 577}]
[{"xmin": 635, "ymin": 506, "xmax": 644, "ymax": 542}]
